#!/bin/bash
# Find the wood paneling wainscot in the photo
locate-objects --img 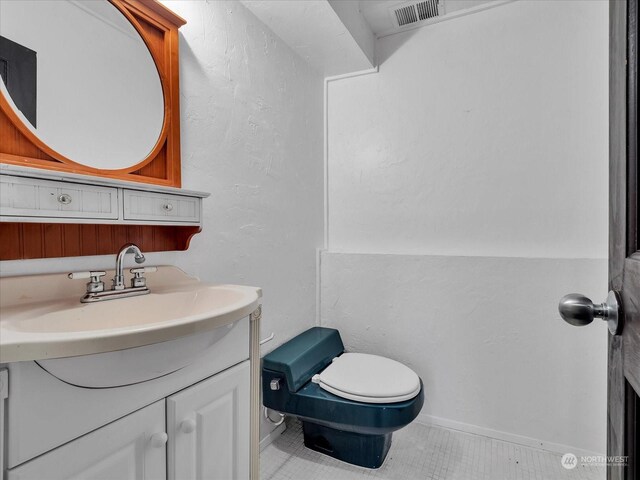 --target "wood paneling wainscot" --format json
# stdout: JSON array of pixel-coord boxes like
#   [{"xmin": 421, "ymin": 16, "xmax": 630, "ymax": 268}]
[{"xmin": 0, "ymin": 223, "xmax": 201, "ymax": 261}]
